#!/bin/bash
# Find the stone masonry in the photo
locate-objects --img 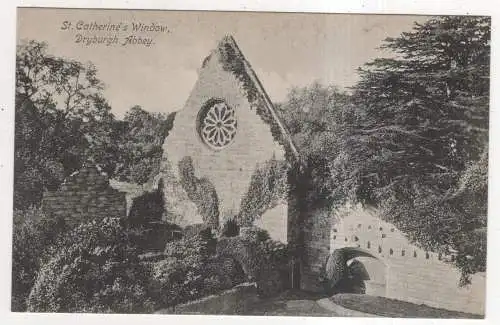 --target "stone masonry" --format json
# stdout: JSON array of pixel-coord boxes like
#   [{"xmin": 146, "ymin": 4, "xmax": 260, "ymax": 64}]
[
  {"xmin": 41, "ymin": 165, "xmax": 127, "ymax": 225},
  {"xmin": 330, "ymin": 204, "xmax": 486, "ymax": 315}
]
